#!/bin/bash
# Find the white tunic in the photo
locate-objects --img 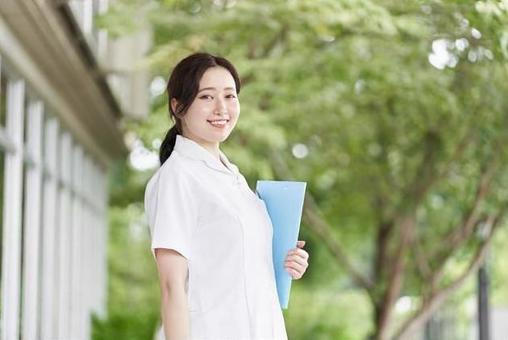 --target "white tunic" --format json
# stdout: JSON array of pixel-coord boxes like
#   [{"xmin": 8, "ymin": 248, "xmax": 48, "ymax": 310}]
[{"xmin": 144, "ymin": 134, "xmax": 288, "ymax": 340}]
